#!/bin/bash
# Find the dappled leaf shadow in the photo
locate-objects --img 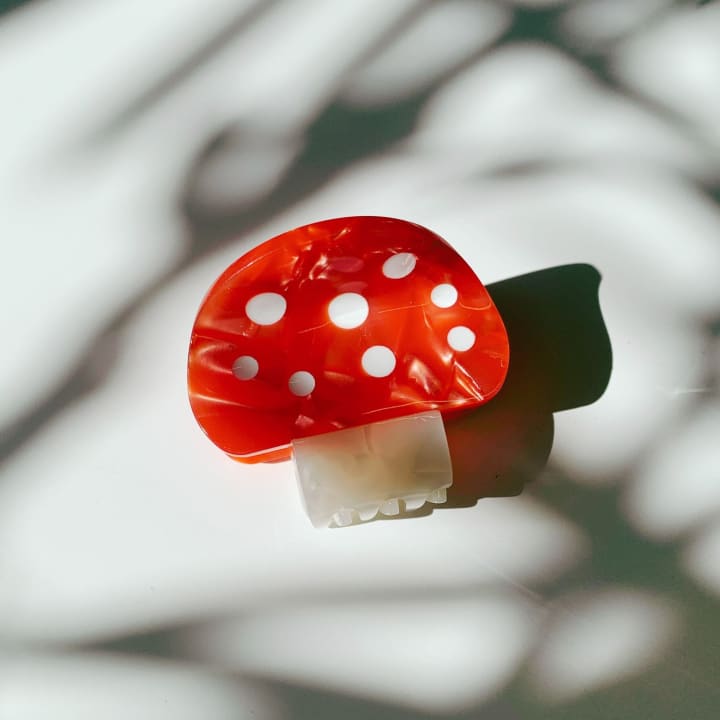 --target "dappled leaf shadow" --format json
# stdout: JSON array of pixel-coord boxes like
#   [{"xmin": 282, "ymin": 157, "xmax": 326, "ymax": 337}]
[
  {"xmin": 3, "ymin": 2, "xmax": 720, "ymax": 719},
  {"xmin": 0, "ymin": 0, "xmax": 37, "ymax": 19}
]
